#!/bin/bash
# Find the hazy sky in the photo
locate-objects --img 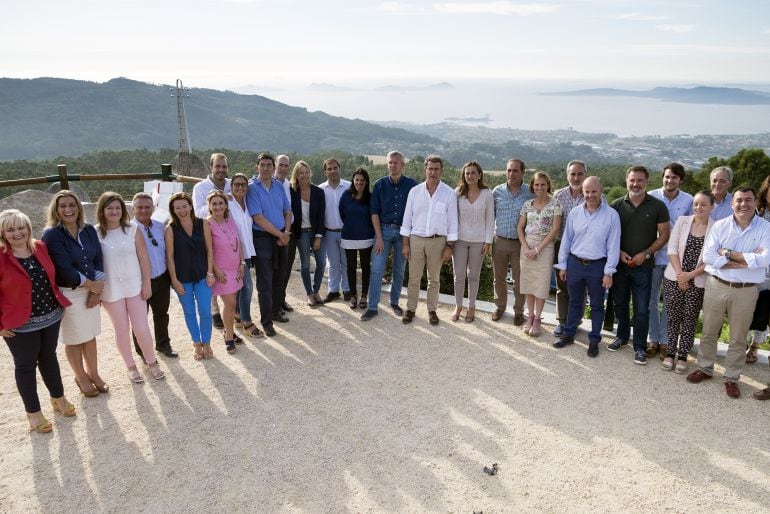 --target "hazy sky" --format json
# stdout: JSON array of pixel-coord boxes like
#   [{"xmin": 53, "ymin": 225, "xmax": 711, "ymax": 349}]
[{"xmin": 3, "ymin": 0, "xmax": 770, "ymax": 89}]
